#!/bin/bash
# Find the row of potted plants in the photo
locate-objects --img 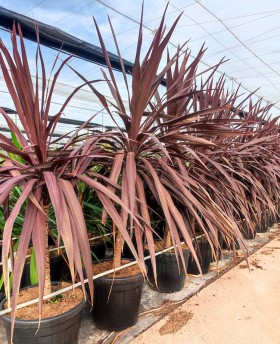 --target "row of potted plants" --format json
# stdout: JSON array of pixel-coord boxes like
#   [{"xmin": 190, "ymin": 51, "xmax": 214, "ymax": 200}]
[{"xmin": 0, "ymin": 5, "xmax": 280, "ymax": 344}]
